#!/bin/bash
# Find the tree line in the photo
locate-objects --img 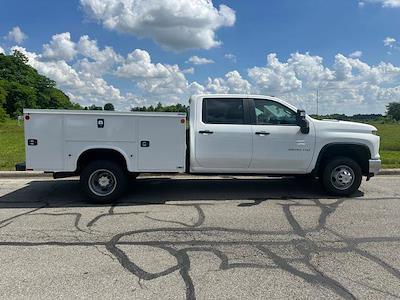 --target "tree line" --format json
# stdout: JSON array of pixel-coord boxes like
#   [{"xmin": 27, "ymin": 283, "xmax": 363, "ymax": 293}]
[
  {"xmin": 131, "ymin": 102, "xmax": 189, "ymax": 114},
  {"xmin": 312, "ymin": 103, "xmax": 400, "ymax": 122}
]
